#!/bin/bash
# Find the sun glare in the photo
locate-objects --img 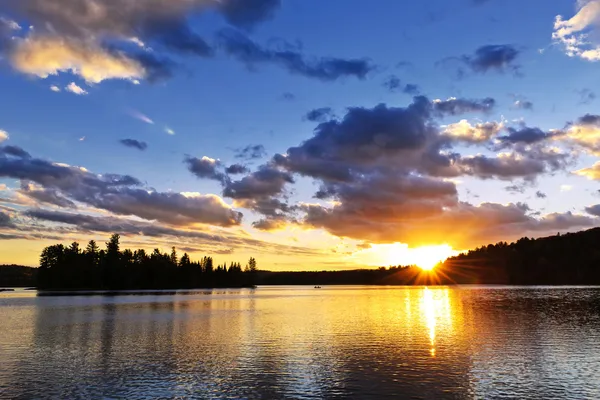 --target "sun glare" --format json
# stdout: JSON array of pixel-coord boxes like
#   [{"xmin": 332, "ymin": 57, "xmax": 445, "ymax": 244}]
[
  {"xmin": 354, "ymin": 243, "xmax": 457, "ymax": 270},
  {"xmin": 408, "ymin": 245, "xmax": 455, "ymax": 271}
]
